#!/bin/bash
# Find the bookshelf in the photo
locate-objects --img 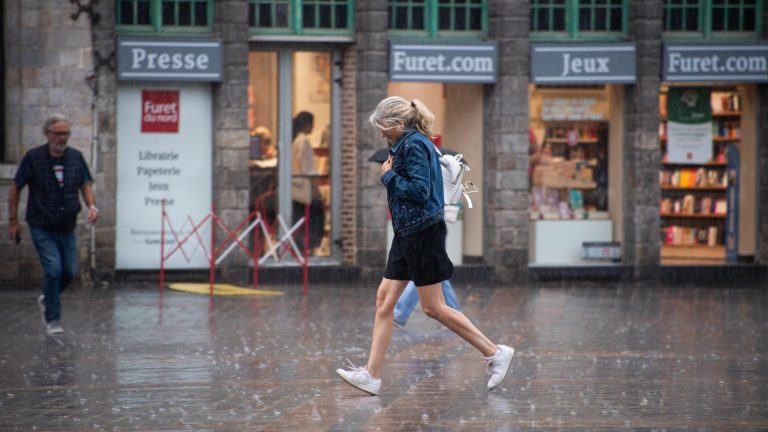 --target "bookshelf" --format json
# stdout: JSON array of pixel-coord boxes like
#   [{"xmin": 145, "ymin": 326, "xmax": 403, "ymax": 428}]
[{"xmin": 659, "ymin": 89, "xmax": 739, "ymax": 262}]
